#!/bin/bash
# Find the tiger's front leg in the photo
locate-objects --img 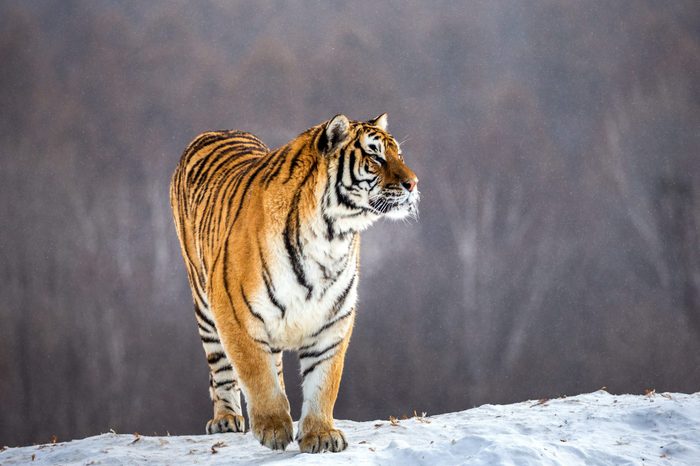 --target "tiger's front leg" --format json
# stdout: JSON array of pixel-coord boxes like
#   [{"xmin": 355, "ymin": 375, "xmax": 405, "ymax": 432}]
[
  {"xmin": 296, "ymin": 314, "xmax": 354, "ymax": 453},
  {"xmin": 209, "ymin": 283, "xmax": 293, "ymax": 451}
]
